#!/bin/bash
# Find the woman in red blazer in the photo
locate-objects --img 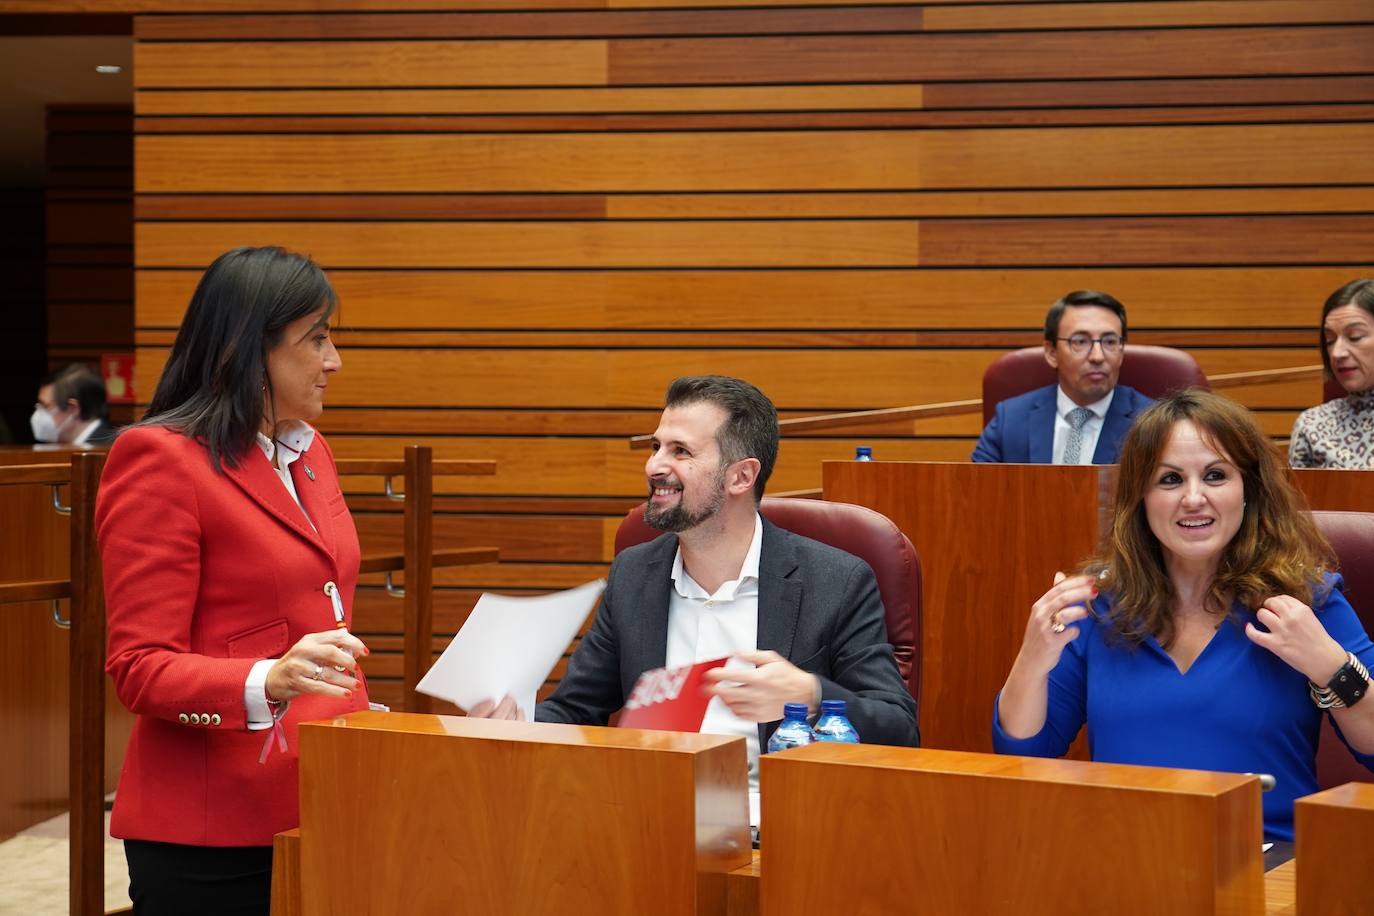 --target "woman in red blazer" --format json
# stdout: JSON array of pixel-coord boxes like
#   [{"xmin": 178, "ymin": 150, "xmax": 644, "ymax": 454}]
[{"xmin": 98, "ymin": 247, "xmax": 370, "ymax": 915}]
